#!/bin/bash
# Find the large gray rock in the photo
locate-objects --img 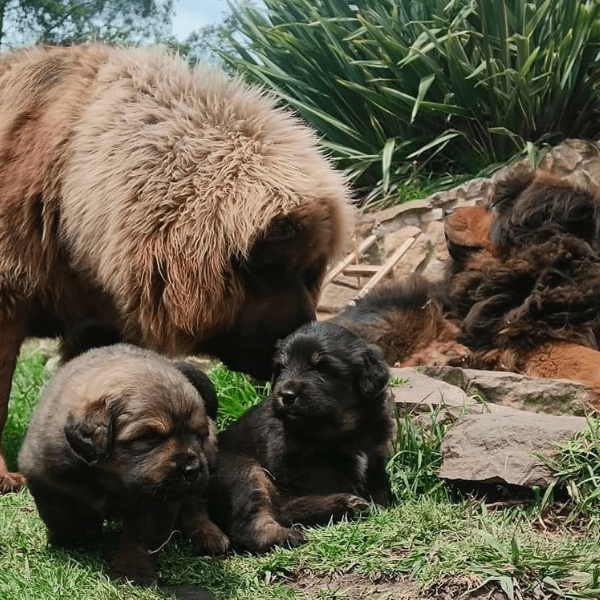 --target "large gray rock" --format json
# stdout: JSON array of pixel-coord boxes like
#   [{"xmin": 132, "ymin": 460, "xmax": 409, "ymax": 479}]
[
  {"xmin": 422, "ymin": 366, "xmax": 594, "ymax": 416},
  {"xmin": 439, "ymin": 412, "xmax": 587, "ymax": 488}
]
